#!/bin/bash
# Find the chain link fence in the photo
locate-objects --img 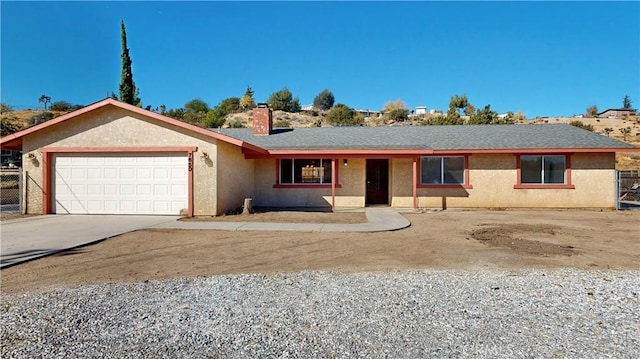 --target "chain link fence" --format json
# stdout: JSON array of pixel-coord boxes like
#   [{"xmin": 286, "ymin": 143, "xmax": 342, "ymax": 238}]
[
  {"xmin": 617, "ymin": 170, "xmax": 640, "ymax": 210},
  {"xmin": 1, "ymin": 169, "xmax": 21, "ymax": 212}
]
